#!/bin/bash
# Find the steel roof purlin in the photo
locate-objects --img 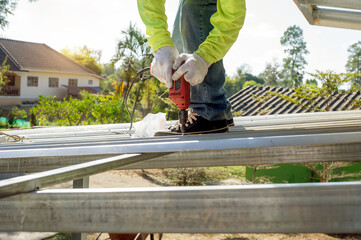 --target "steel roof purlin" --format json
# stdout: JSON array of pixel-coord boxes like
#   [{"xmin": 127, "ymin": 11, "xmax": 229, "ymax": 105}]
[{"xmin": 293, "ymin": 0, "xmax": 361, "ymax": 30}]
